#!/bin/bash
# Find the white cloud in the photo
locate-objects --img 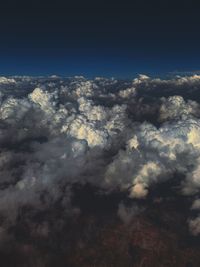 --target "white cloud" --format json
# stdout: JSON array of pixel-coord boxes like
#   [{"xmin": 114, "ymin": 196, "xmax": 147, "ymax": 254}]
[{"xmin": 159, "ymin": 95, "xmax": 200, "ymax": 122}]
